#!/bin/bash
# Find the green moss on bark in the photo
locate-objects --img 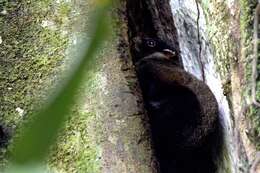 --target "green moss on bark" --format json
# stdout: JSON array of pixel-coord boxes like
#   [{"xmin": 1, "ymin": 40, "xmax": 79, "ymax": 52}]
[
  {"xmin": 201, "ymin": 1, "xmax": 231, "ymax": 83},
  {"xmin": 0, "ymin": 0, "xmax": 103, "ymax": 172},
  {"xmin": 0, "ymin": 0, "xmax": 70, "ymax": 127},
  {"xmin": 240, "ymin": 0, "xmax": 260, "ymax": 150},
  {"xmin": 201, "ymin": 0, "xmax": 260, "ymax": 151}
]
